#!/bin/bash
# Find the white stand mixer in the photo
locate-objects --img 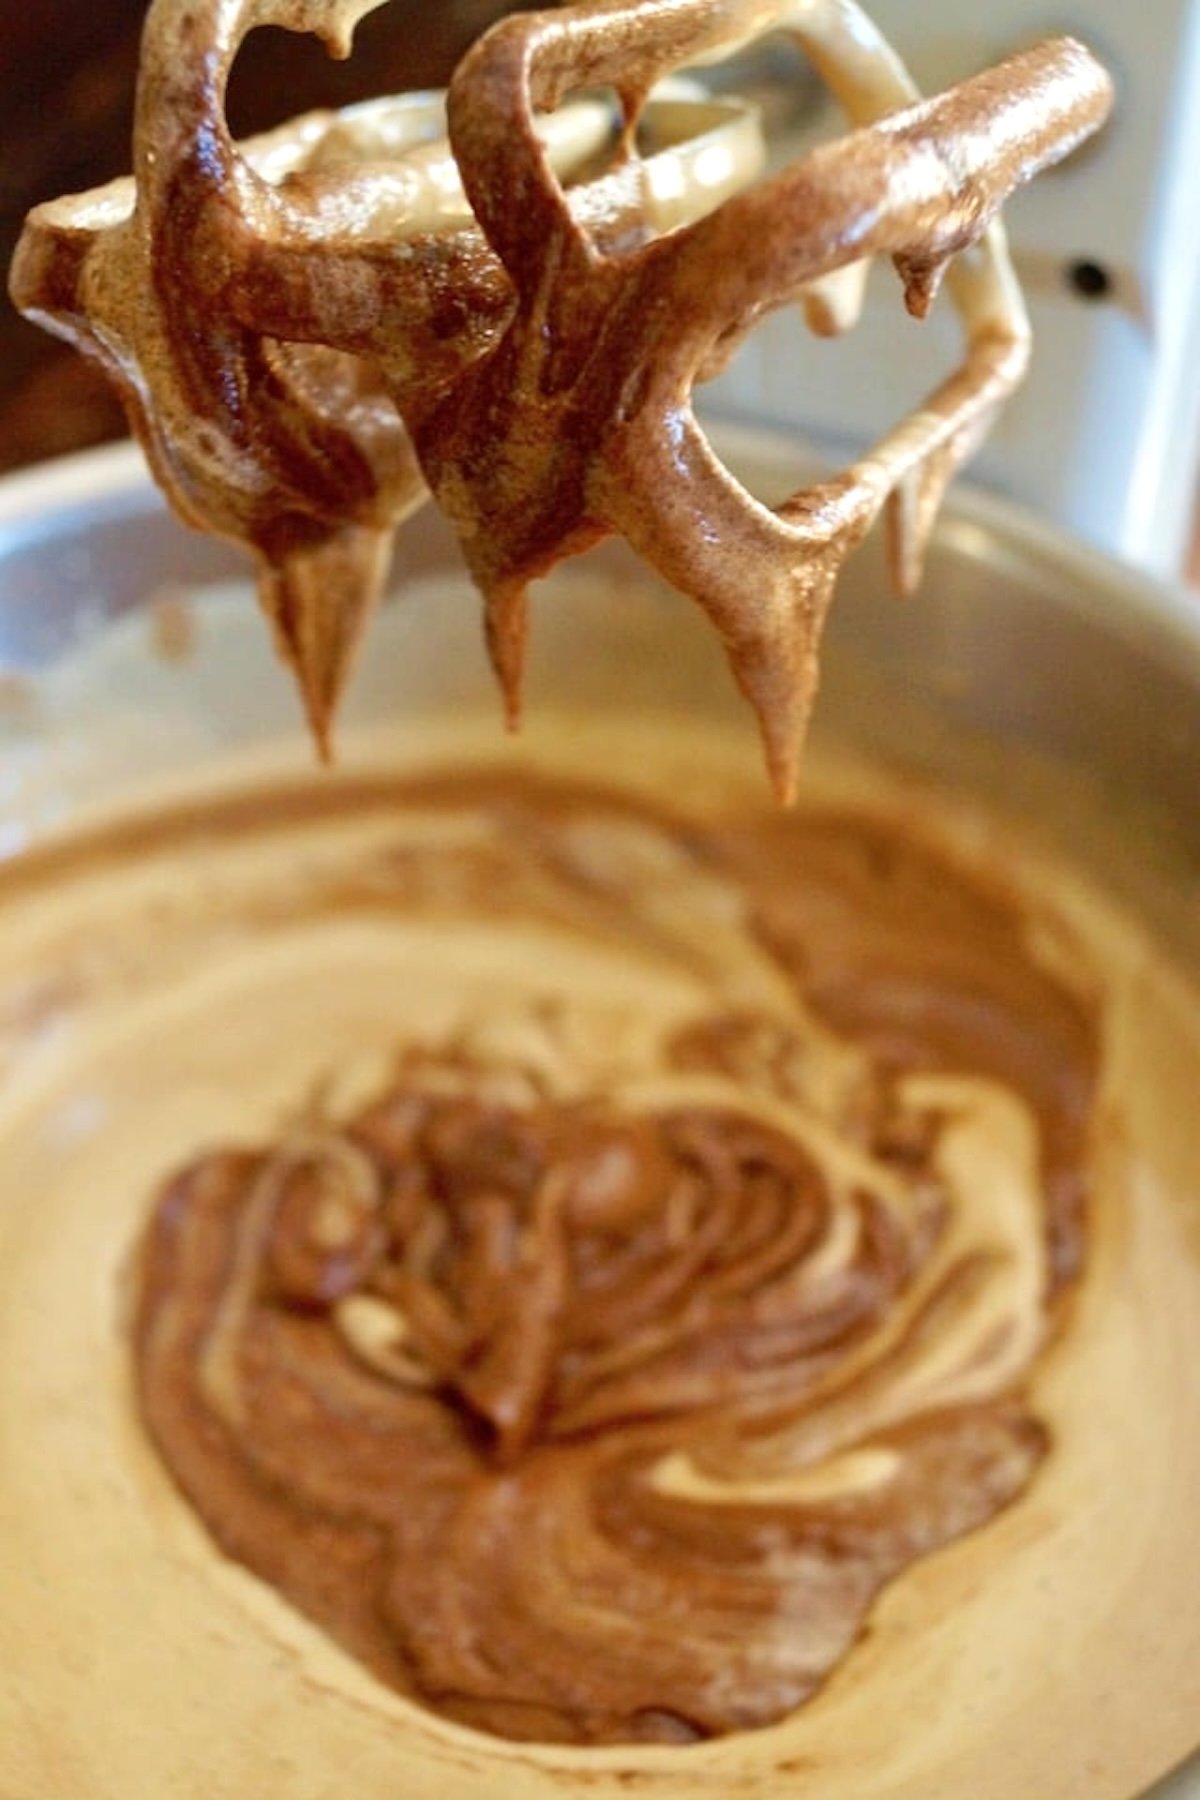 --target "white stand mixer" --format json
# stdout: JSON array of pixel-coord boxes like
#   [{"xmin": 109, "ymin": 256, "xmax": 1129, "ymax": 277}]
[{"xmin": 704, "ymin": 0, "xmax": 1200, "ymax": 580}]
